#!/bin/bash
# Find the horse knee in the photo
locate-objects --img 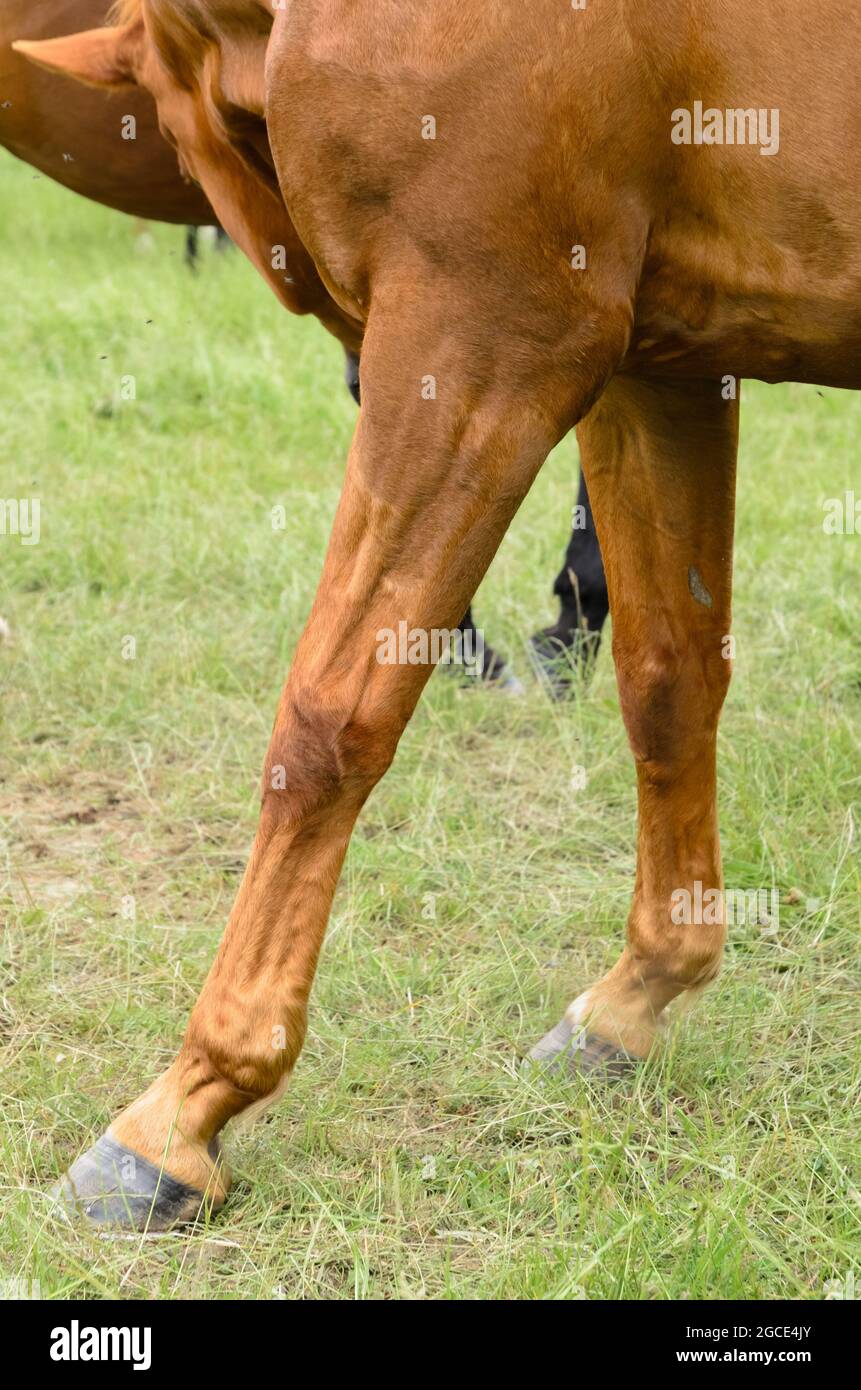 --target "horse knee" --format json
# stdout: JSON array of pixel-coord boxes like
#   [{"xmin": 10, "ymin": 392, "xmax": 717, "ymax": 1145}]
[
  {"xmin": 262, "ymin": 690, "xmax": 398, "ymax": 824},
  {"xmin": 334, "ymin": 707, "xmax": 400, "ymax": 786},
  {"xmin": 613, "ymin": 623, "xmax": 731, "ymax": 771}
]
